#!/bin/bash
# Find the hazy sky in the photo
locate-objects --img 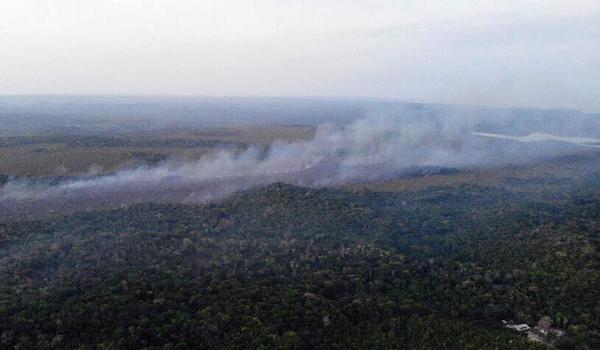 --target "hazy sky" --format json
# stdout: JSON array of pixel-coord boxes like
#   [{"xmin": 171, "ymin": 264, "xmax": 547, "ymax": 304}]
[{"xmin": 1, "ymin": 0, "xmax": 600, "ymax": 111}]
